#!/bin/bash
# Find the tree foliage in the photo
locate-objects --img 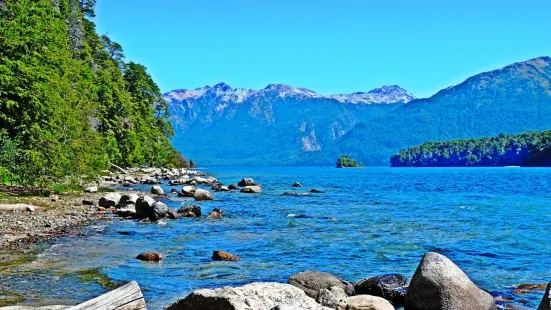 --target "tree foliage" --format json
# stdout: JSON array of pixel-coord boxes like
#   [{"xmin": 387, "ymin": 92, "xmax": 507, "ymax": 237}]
[
  {"xmin": 0, "ymin": 0, "xmax": 185, "ymax": 184},
  {"xmin": 390, "ymin": 130, "xmax": 551, "ymax": 167},
  {"xmin": 336, "ymin": 154, "xmax": 362, "ymax": 168}
]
